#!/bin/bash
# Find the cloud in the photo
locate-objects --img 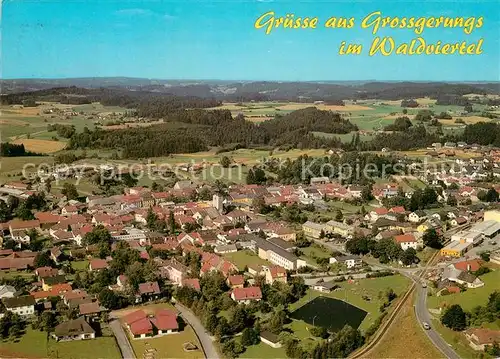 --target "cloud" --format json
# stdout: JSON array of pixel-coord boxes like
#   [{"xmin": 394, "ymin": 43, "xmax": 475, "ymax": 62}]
[
  {"xmin": 163, "ymin": 14, "xmax": 176, "ymax": 21},
  {"xmin": 115, "ymin": 8, "xmax": 154, "ymax": 16}
]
